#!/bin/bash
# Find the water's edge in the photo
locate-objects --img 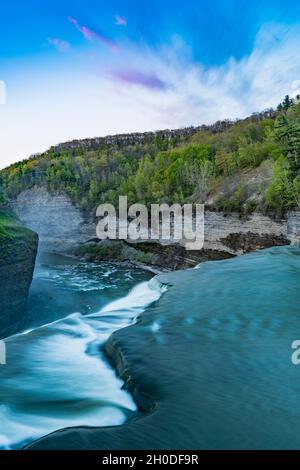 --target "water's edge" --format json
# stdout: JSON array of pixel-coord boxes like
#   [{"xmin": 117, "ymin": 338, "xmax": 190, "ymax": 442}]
[
  {"xmin": 23, "ymin": 277, "xmax": 168, "ymax": 449},
  {"xmin": 25, "ymin": 246, "xmax": 300, "ymax": 450},
  {"xmin": 0, "ymin": 254, "xmax": 164, "ymax": 450}
]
